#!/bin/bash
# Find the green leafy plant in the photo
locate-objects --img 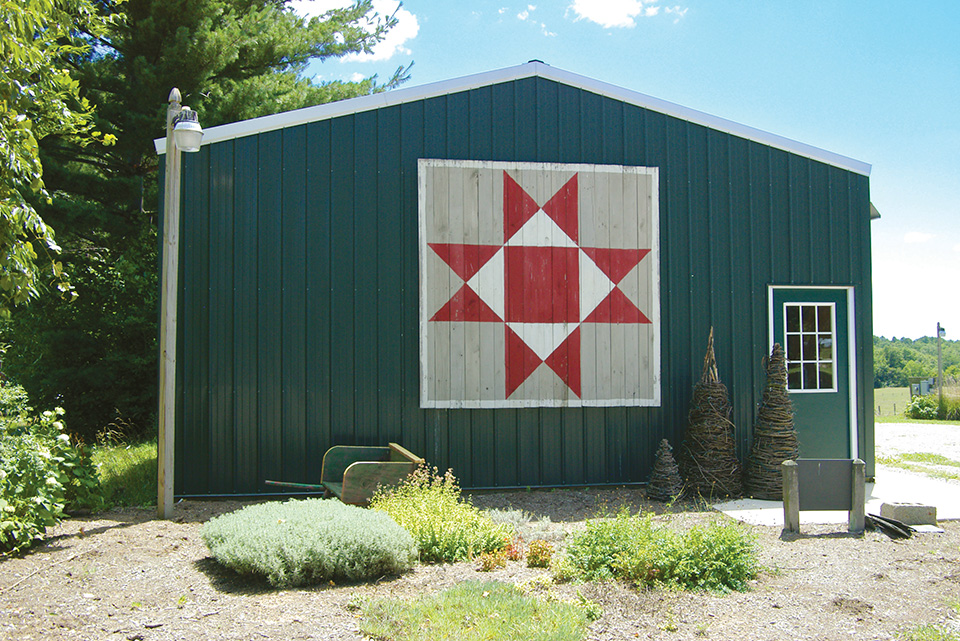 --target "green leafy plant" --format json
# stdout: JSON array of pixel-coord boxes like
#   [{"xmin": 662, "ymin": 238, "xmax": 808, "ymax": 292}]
[
  {"xmin": 360, "ymin": 580, "xmax": 593, "ymax": 641},
  {"xmin": 557, "ymin": 510, "xmax": 758, "ymax": 592},
  {"xmin": 0, "ymin": 405, "xmax": 101, "ymax": 553},
  {"xmin": 369, "ymin": 465, "xmax": 512, "ymax": 563},
  {"xmin": 201, "ymin": 498, "xmax": 416, "ymax": 588},
  {"xmin": 527, "ymin": 540, "xmax": 554, "ymax": 568},
  {"xmin": 906, "ymin": 395, "xmax": 940, "ymax": 420},
  {"xmin": 477, "ymin": 548, "xmax": 508, "ymax": 571}
]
